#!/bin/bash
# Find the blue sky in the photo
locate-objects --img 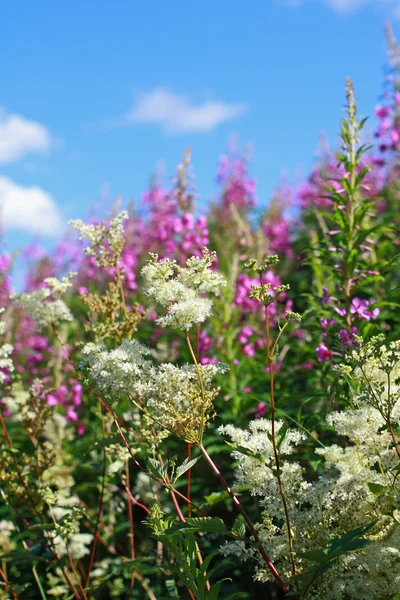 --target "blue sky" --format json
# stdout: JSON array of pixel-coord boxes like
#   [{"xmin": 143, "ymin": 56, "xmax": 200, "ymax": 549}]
[{"xmin": 0, "ymin": 0, "xmax": 398, "ymax": 253}]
